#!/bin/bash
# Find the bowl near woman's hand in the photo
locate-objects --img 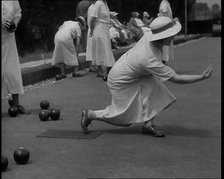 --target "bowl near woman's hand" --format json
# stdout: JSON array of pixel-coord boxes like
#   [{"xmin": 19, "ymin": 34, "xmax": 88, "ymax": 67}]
[{"xmin": 6, "ymin": 20, "xmax": 16, "ymax": 32}]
